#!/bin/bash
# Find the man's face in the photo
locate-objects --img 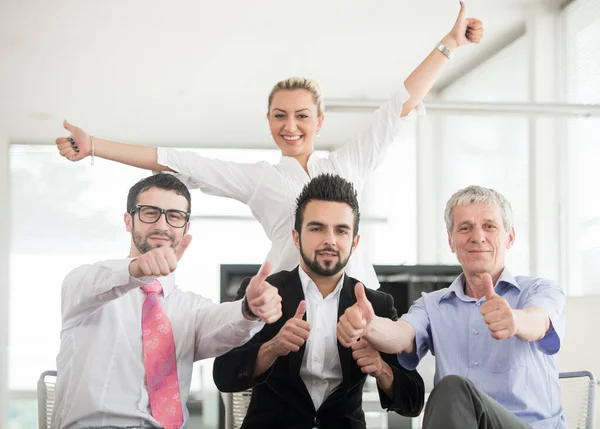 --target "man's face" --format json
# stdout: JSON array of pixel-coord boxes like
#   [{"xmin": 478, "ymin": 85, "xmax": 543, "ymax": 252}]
[
  {"xmin": 124, "ymin": 187, "xmax": 190, "ymax": 256},
  {"xmin": 293, "ymin": 200, "xmax": 359, "ymax": 277},
  {"xmin": 448, "ymin": 202, "xmax": 515, "ymax": 278}
]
